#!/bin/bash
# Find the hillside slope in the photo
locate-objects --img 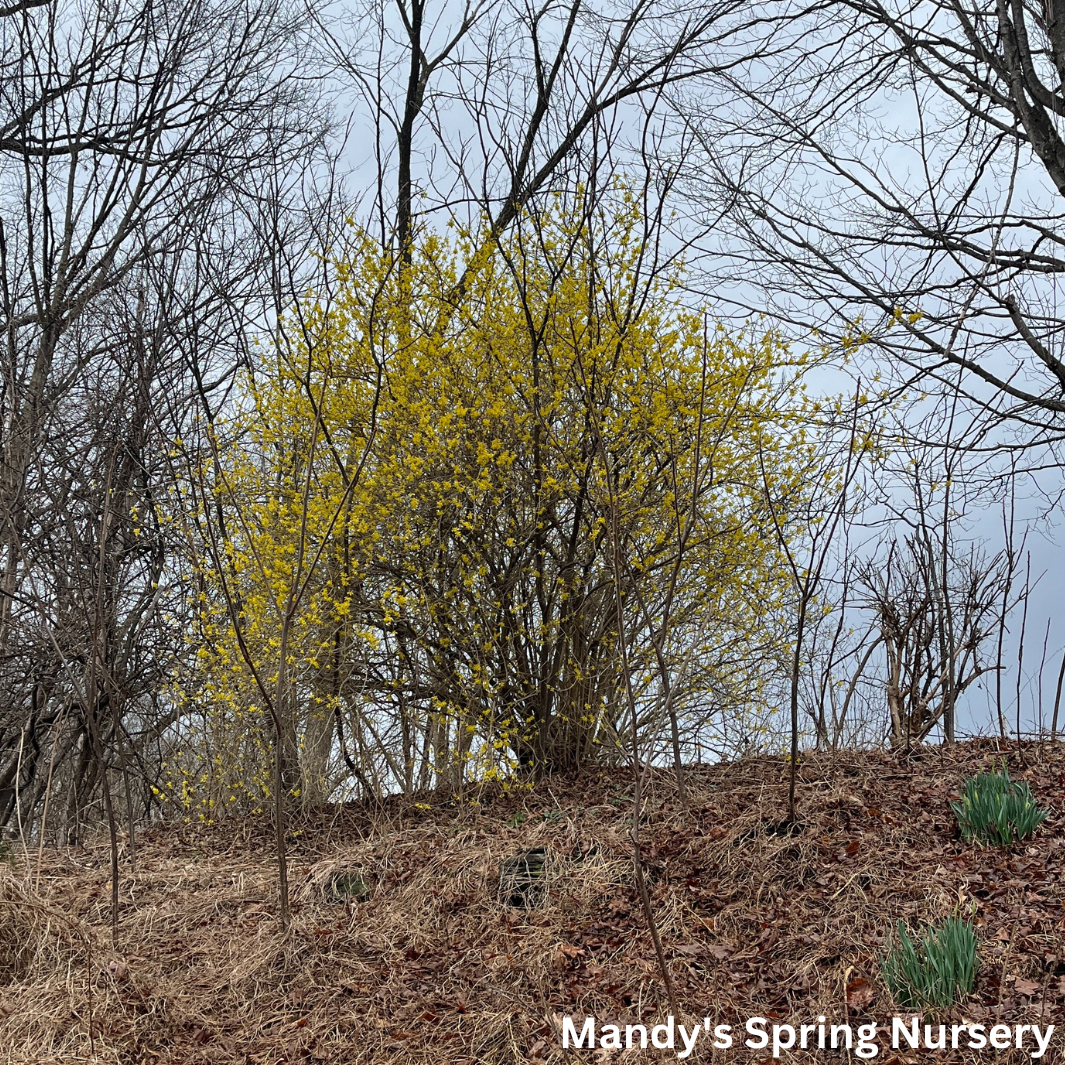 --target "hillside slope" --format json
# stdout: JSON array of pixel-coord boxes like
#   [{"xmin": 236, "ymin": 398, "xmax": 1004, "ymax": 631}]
[{"xmin": 1, "ymin": 739, "xmax": 1063, "ymax": 1063}]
